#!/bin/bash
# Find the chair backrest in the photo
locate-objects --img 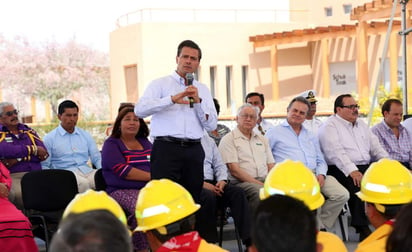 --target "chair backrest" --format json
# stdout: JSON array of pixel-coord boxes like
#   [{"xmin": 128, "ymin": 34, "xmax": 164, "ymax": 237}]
[
  {"xmin": 21, "ymin": 169, "xmax": 79, "ymax": 212},
  {"xmin": 94, "ymin": 169, "xmax": 107, "ymax": 191}
]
